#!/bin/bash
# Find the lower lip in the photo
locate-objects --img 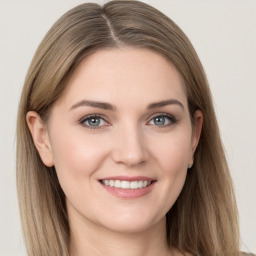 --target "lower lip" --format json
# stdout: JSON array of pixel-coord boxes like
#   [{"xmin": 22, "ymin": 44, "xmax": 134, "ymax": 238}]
[{"xmin": 100, "ymin": 182, "xmax": 155, "ymax": 199}]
